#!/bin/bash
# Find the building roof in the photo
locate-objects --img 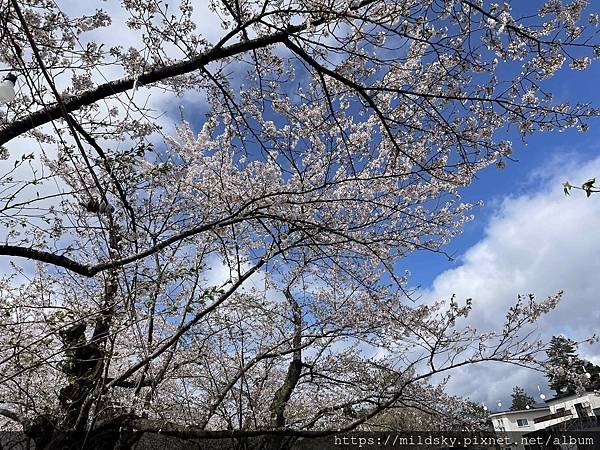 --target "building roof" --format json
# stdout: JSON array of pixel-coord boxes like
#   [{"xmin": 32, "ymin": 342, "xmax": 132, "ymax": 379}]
[
  {"xmin": 543, "ymin": 390, "xmax": 600, "ymax": 404},
  {"xmin": 489, "ymin": 406, "xmax": 549, "ymax": 417}
]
